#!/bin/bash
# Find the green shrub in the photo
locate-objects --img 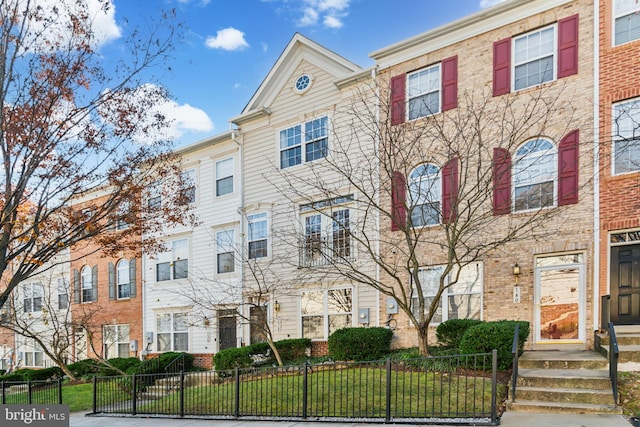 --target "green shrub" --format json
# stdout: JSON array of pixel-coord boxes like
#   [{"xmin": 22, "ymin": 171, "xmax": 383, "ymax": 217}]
[
  {"xmin": 273, "ymin": 338, "xmax": 311, "ymax": 362},
  {"xmin": 459, "ymin": 320, "xmax": 529, "ymax": 370},
  {"xmin": 213, "ymin": 347, "xmax": 252, "ymax": 371},
  {"xmin": 0, "ymin": 367, "xmax": 62, "ymax": 382},
  {"xmin": 97, "ymin": 357, "xmax": 141, "ymax": 376},
  {"xmin": 67, "ymin": 359, "xmax": 100, "ymax": 378},
  {"xmin": 0, "ymin": 369, "xmax": 30, "ymax": 382},
  {"xmin": 436, "ymin": 319, "xmax": 484, "ymax": 349},
  {"xmin": 328, "ymin": 327, "xmax": 393, "ymax": 361}
]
